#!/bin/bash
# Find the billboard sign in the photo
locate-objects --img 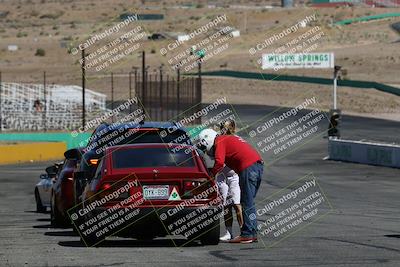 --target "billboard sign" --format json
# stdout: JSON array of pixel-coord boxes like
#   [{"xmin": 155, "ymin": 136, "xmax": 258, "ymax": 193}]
[{"xmin": 262, "ymin": 53, "xmax": 334, "ymax": 69}]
